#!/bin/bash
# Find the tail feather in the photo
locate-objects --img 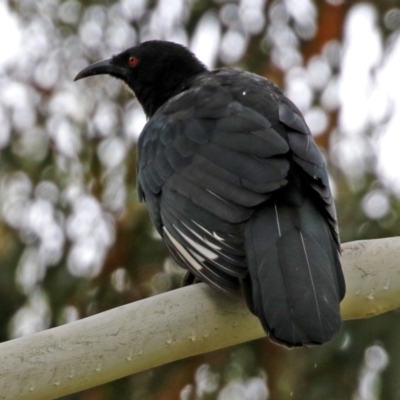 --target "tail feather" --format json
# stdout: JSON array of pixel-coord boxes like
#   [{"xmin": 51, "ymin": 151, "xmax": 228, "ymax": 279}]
[{"xmin": 244, "ymin": 192, "xmax": 343, "ymax": 347}]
